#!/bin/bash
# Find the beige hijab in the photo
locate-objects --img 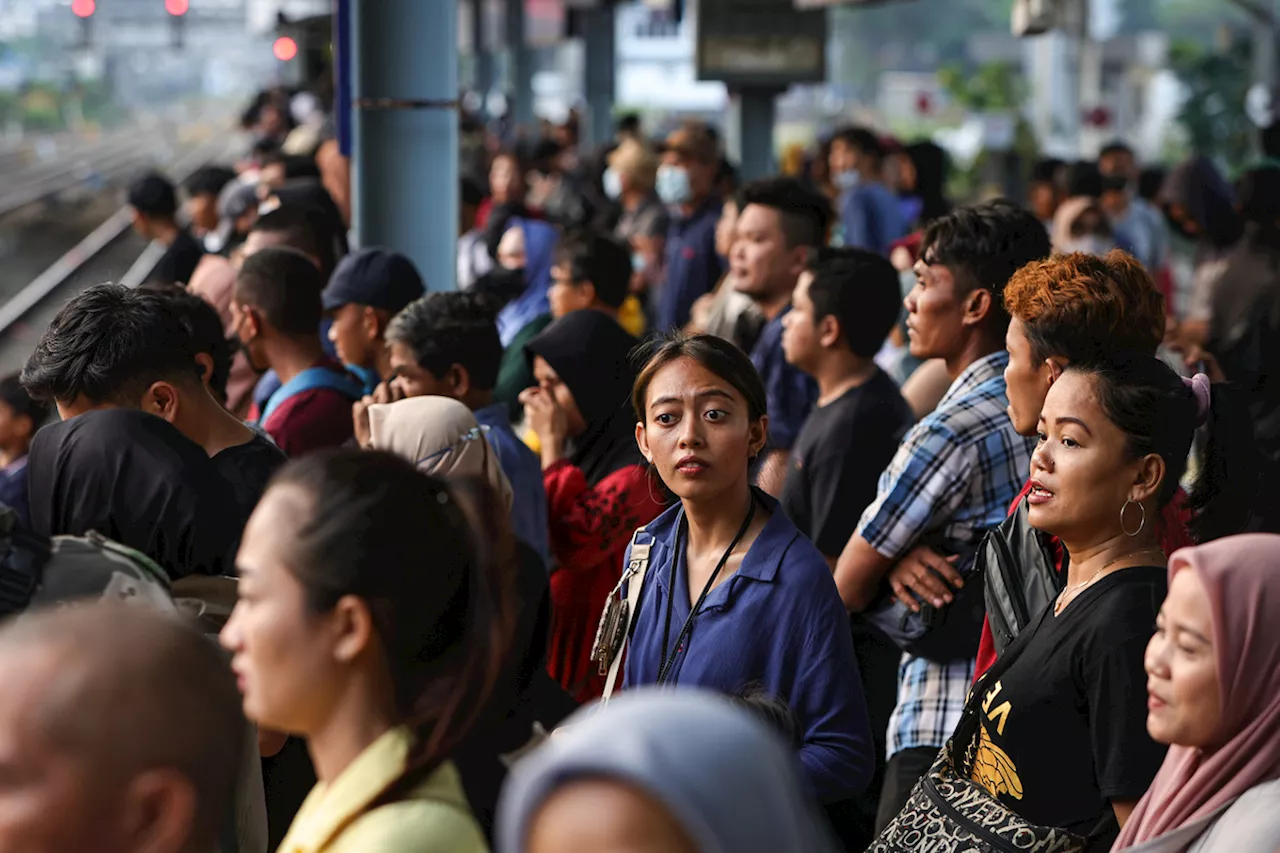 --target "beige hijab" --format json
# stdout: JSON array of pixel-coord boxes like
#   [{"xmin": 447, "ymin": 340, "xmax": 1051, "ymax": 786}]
[{"xmin": 367, "ymin": 396, "xmax": 513, "ymax": 510}]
